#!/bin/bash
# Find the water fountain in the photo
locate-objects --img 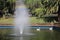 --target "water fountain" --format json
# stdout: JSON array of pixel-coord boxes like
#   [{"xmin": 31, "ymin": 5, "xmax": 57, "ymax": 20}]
[{"xmin": 12, "ymin": 0, "xmax": 33, "ymax": 37}]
